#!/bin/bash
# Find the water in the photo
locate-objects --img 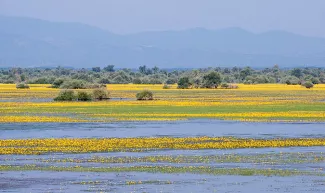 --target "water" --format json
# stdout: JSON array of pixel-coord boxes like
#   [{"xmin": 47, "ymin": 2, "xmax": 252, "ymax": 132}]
[
  {"xmin": 1, "ymin": 120, "xmax": 325, "ymax": 192},
  {"xmin": 1, "ymin": 120, "xmax": 325, "ymax": 139},
  {"xmin": 1, "ymin": 171, "xmax": 325, "ymax": 193}
]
